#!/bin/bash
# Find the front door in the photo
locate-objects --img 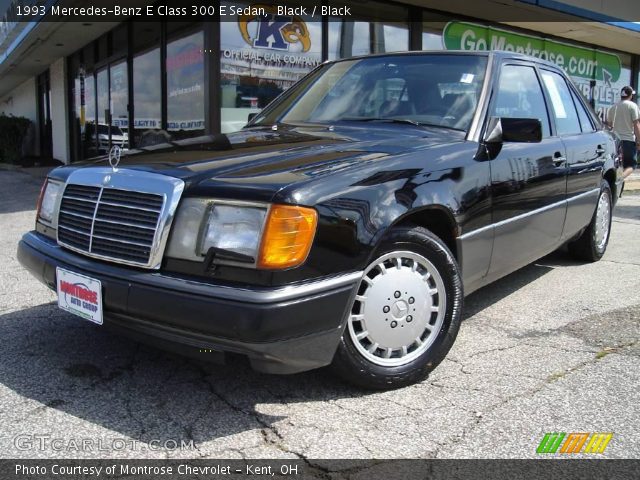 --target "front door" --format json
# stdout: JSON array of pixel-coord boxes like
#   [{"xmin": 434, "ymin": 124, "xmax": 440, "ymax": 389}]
[{"xmin": 487, "ymin": 62, "xmax": 568, "ymax": 280}]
